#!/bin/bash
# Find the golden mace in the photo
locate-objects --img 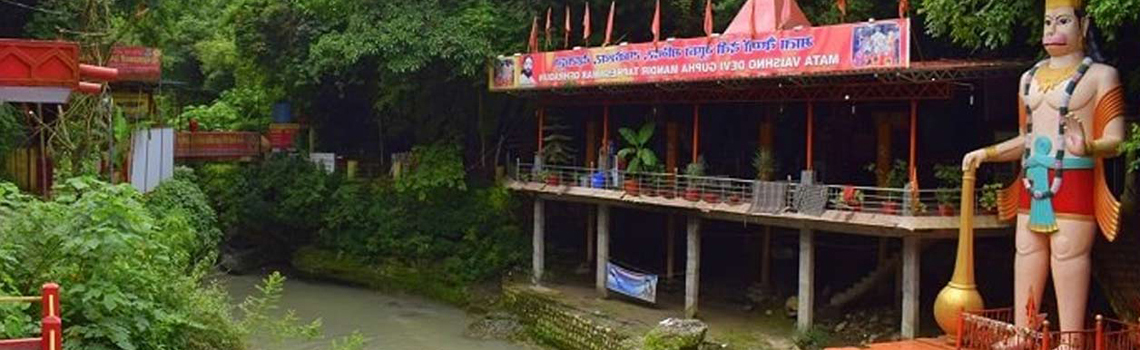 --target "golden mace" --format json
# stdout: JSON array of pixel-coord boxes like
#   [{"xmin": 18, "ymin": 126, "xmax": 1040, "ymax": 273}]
[{"xmin": 933, "ymin": 167, "xmax": 986, "ymax": 337}]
